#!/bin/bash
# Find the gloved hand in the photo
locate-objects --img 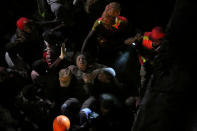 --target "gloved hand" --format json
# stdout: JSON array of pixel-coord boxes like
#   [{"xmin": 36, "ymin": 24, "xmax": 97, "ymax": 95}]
[
  {"xmin": 80, "ymin": 108, "xmax": 92, "ymax": 119},
  {"xmin": 31, "ymin": 70, "xmax": 39, "ymax": 80},
  {"xmin": 124, "ymin": 33, "xmax": 143, "ymax": 45},
  {"xmin": 59, "ymin": 42, "xmax": 67, "ymax": 60},
  {"xmin": 82, "ymin": 73, "xmax": 95, "ymax": 84}
]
